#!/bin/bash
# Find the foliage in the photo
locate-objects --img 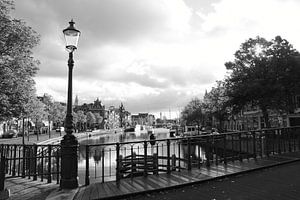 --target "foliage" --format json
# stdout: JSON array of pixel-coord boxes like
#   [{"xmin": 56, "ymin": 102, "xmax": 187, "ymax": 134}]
[
  {"xmin": 86, "ymin": 111, "xmax": 96, "ymax": 128},
  {"xmin": 94, "ymin": 113, "xmax": 103, "ymax": 124},
  {"xmin": 181, "ymin": 98, "xmax": 204, "ymax": 127},
  {"xmin": 27, "ymin": 96, "xmax": 46, "ymax": 124},
  {"xmin": 203, "ymin": 81, "xmax": 228, "ymax": 130},
  {"xmin": 0, "ymin": 0, "xmax": 40, "ymax": 121},
  {"xmin": 224, "ymin": 36, "xmax": 300, "ymax": 127},
  {"xmin": 77, "ymin": 110, "xmax": 87, "ymax": 123},
  {"xmin": 51, "ymin": 102, "xmax": 66, "ymax": 125}
]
